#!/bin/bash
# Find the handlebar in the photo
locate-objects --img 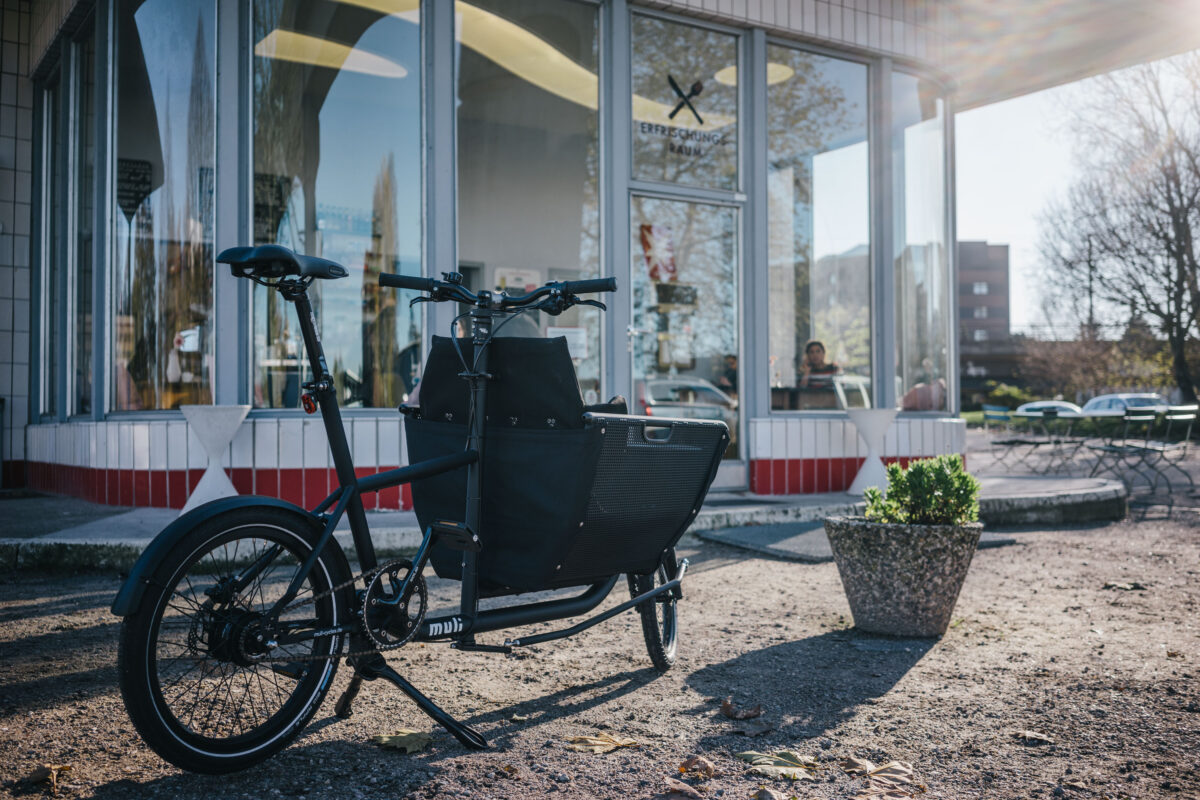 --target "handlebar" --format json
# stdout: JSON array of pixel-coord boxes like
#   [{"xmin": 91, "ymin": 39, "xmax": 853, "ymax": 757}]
[
  {"xmin": 378, "ymin": 274, "xmax": 437, "ymax": 292},
  {"xmin": 377, "ymin": 271, "xmax": 616, "ymax": 313},
  {"xmin": 561, "ymin": 277, "xmax": 617, "ymax": 295}
]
